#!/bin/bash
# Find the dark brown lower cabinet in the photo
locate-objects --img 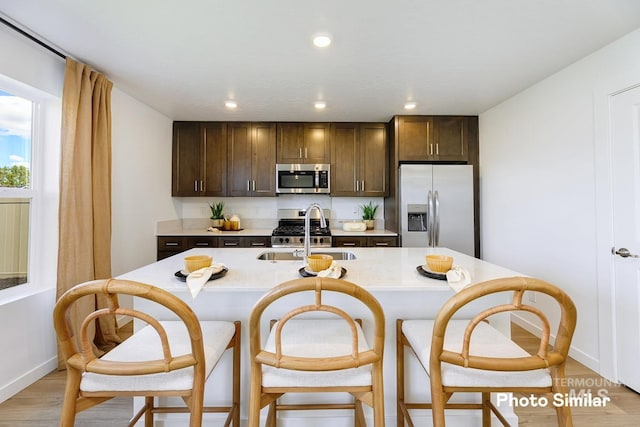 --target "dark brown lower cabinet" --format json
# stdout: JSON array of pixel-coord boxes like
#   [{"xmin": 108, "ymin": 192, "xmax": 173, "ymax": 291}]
[
  {"xmin": 157, "ymin": 236, "xmax": 272, "ymax": 260},
  {"xmin": 332, "ymin": 236, "xmax": 397, "ymax": 247}
]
